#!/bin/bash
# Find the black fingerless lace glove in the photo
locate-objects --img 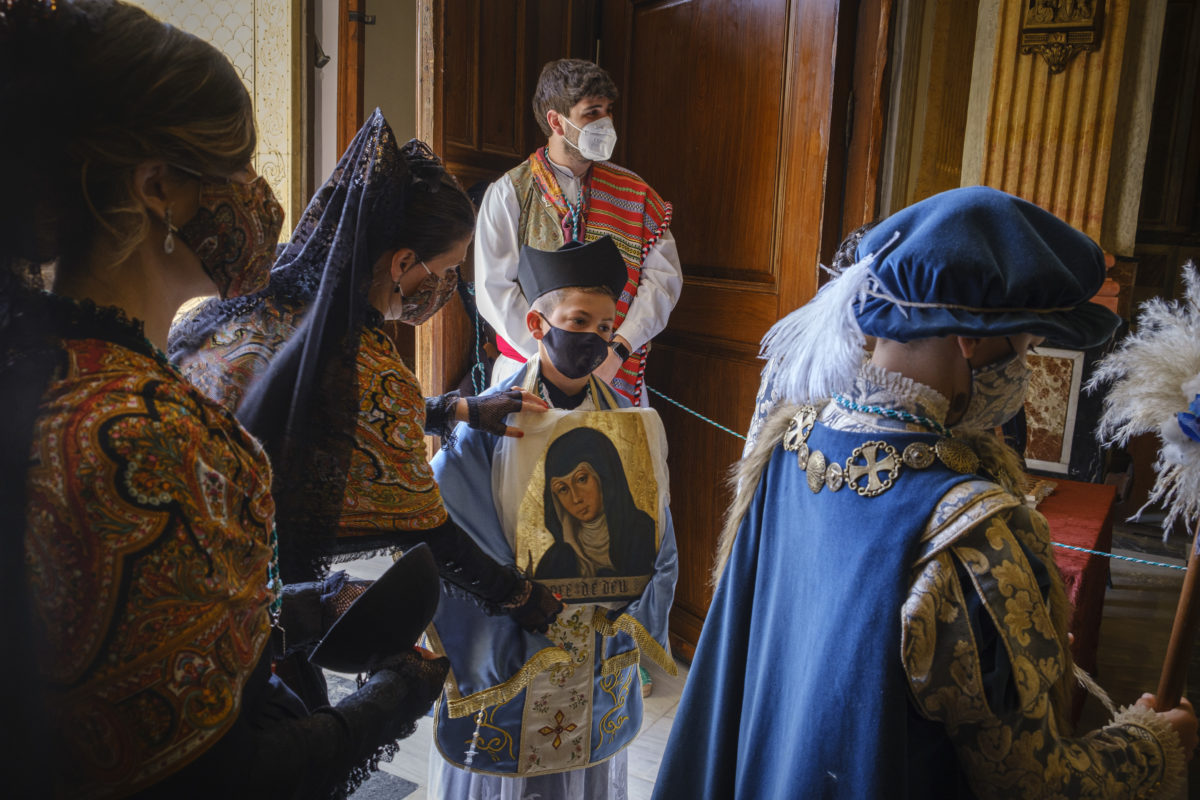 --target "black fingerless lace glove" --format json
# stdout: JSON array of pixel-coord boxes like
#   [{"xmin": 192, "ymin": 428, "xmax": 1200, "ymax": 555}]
[
  {"xmin": 424, "ymin": 391, "xmax": 461, "ymax": 439},
  {"xmin": 465, "ymin": 387, "xmax": 524, "ymax": 436},
  {"xmin": 504, "ymin": 579, "xmax": 564, "ymax": 634},
  {"xmin": 363, "ymin": 649, "xmax": 451, "ymax": 733},
  {"xmin": 392, "ymin": 518, "xmax": 523, "ymax": 606},
  {"xmin": 278, "ymin": 571, "xmax": 371, "ymax": 652}
]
